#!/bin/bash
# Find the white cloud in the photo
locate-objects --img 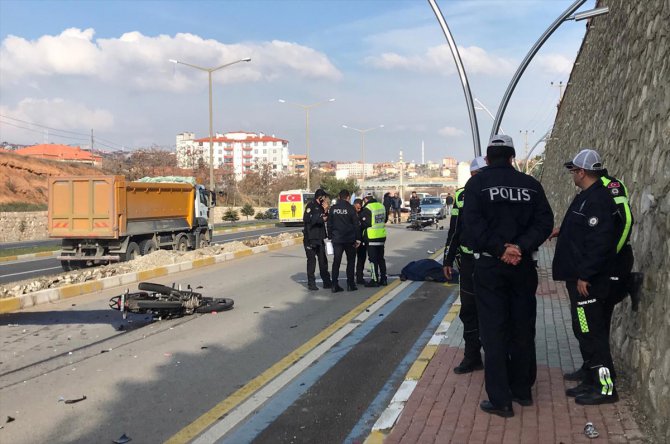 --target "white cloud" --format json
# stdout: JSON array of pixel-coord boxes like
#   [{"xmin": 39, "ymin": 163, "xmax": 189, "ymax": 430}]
[
  {"xmin": 438, "ymin": 126, "xmax": 465, "ymax": 137},
  {"xmin": 365, "ymin": 44, "xmax": 515, "ymax": 76},
  {"xmin": 0, "ymin": 98, "xmax": 114, "ymax": 143},
  {"xmin": 536, "ymin": 53, "xmax": 574, "ymax": 75},
  {"xmin": 0, "ymin": 28, "xmax": 342, "ymax": 91}
]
